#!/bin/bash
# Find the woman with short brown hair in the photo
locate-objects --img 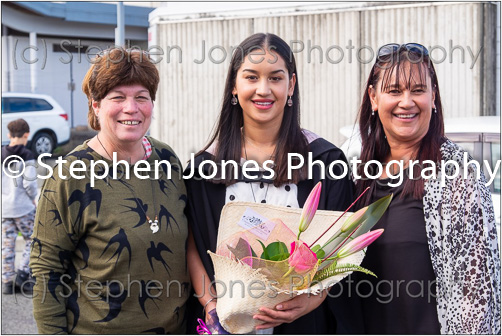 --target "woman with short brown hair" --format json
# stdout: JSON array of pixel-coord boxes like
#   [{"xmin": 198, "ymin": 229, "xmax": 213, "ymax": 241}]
[{"xmin": 31, "ymin": 48, "xmax": 190, "ymax": 334}]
